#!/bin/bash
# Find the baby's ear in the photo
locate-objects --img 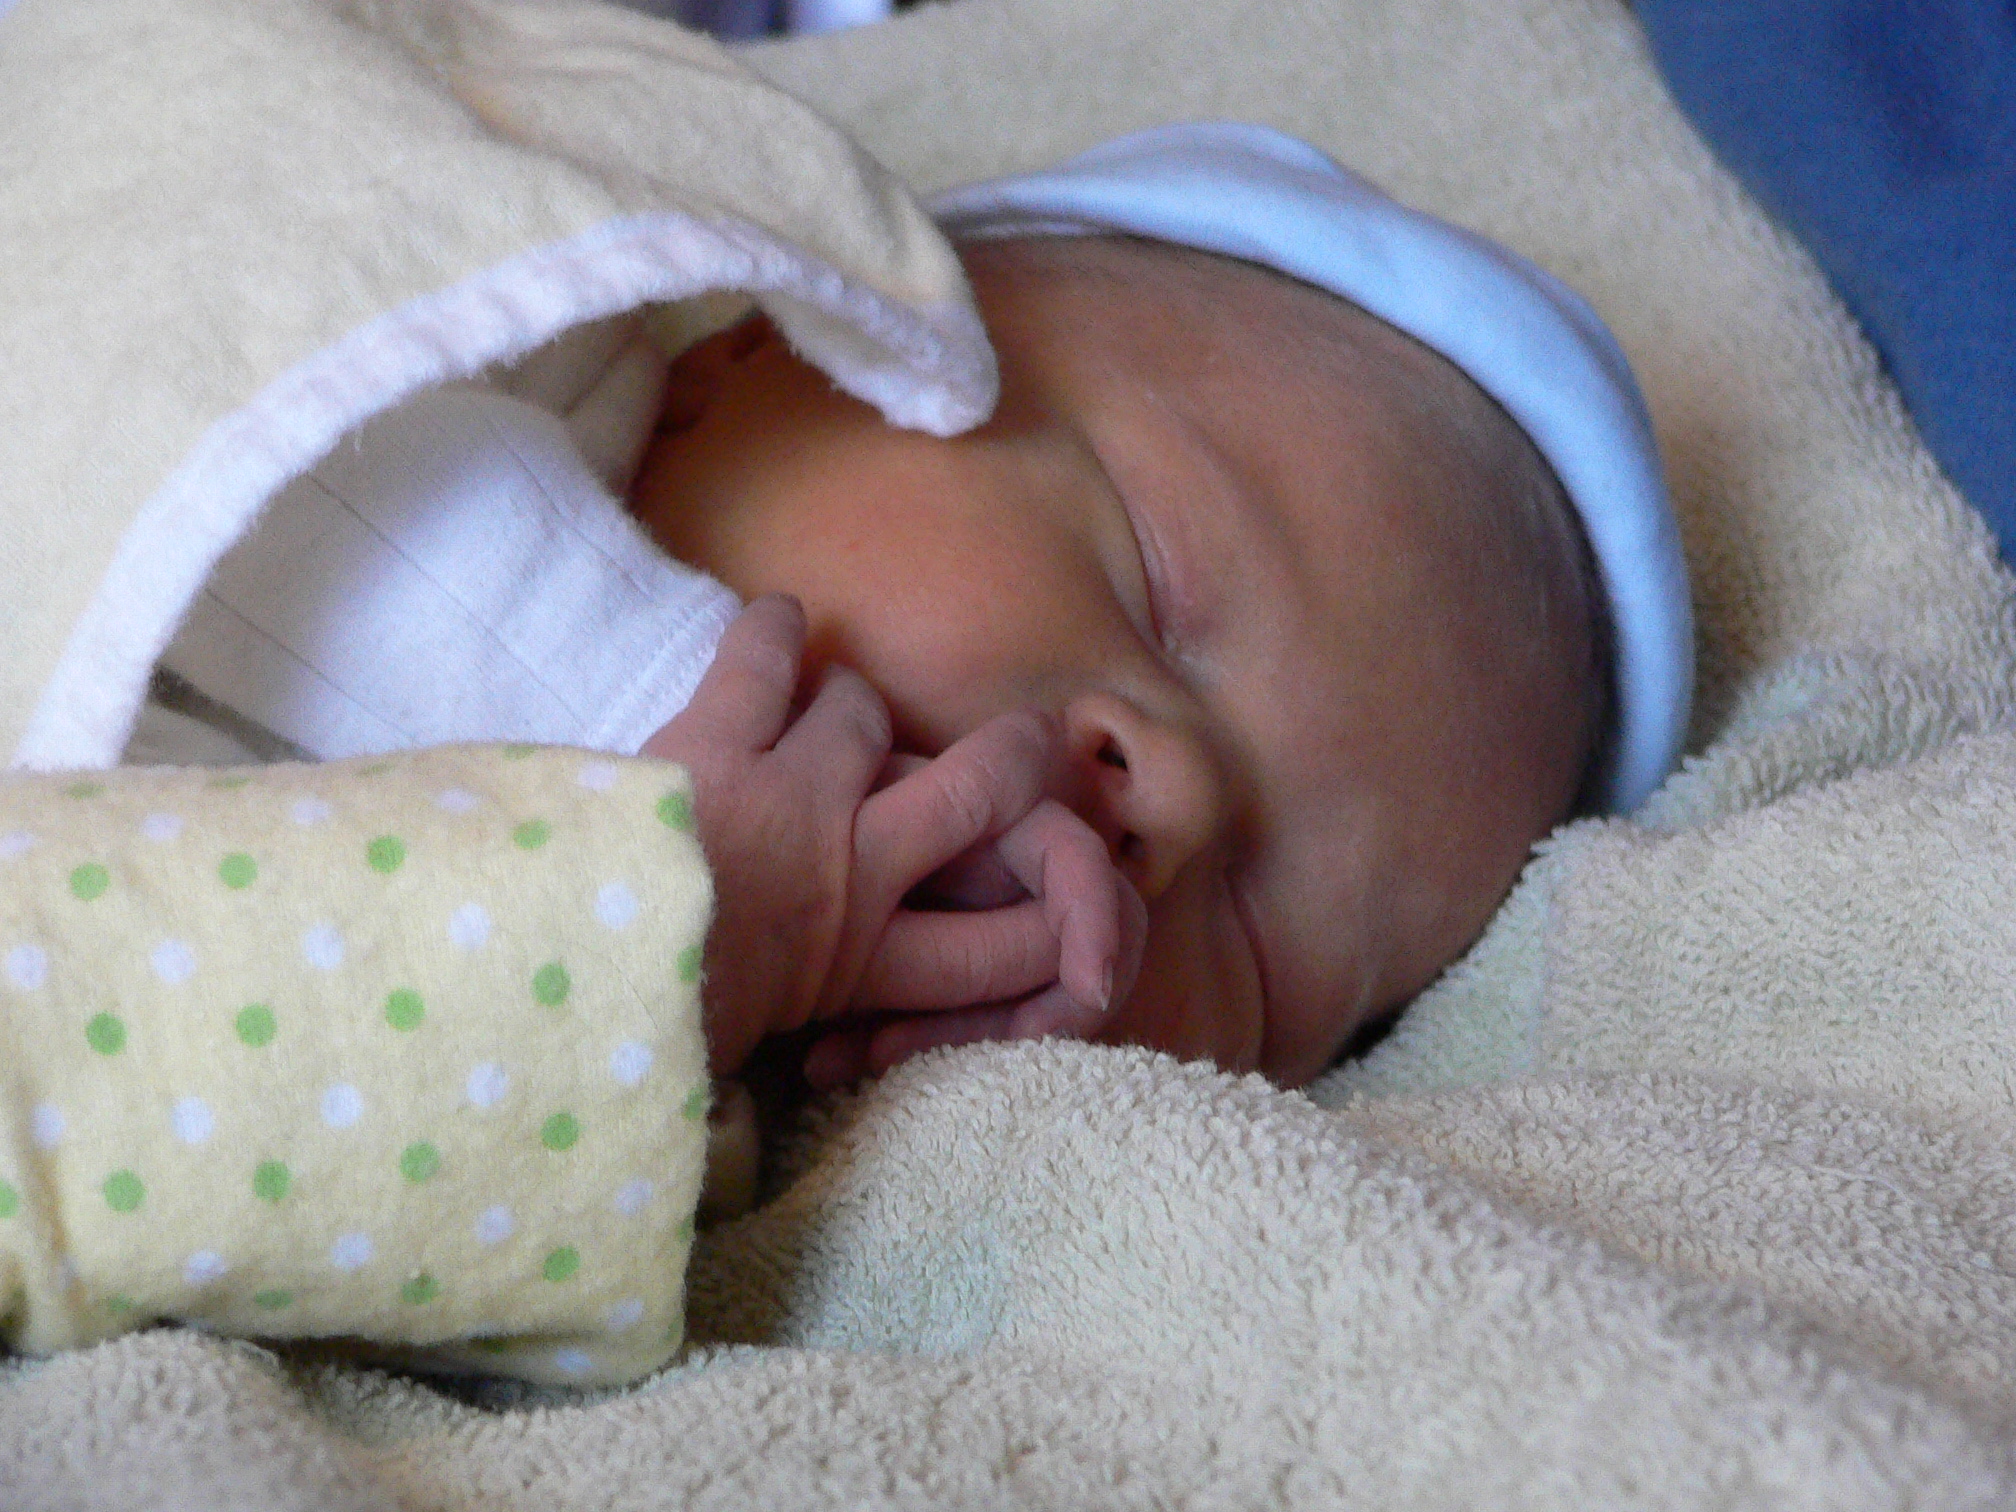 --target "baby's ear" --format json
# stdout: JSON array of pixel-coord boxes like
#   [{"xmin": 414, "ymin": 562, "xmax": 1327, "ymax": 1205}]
[{"xmin": 658, "ymin": 314, "xmax": 776, "ymax": 435}]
